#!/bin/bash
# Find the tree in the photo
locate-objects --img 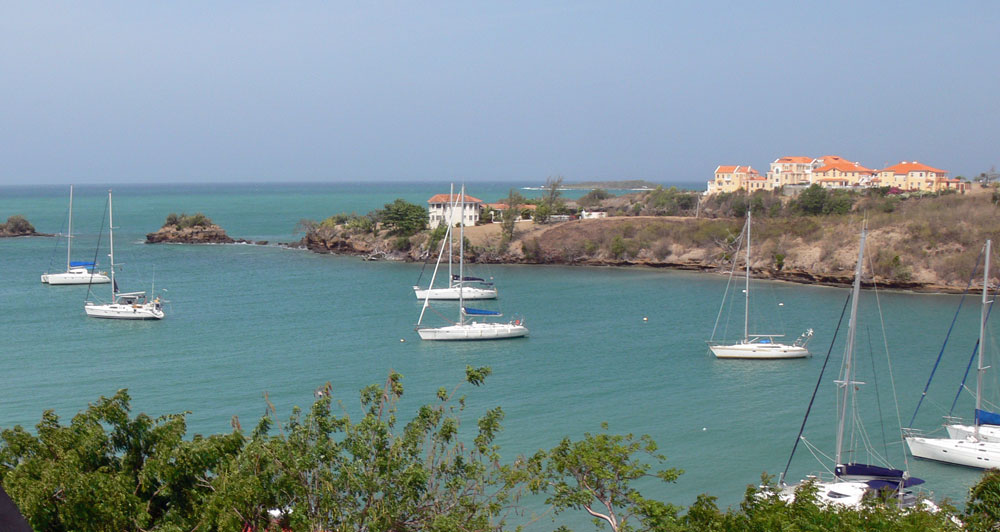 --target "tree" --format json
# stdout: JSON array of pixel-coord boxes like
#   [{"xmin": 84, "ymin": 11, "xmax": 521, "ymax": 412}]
[
  {"xmin": 578, "ymin": 189, "xmax": 613, "ymax": 208},
  {"xmin": 528, "ymin": 423, "xmax": 682, "ymax": 532},
  {"xmin": 795, "ymin": 184, "xmax": 828, "ymax": 215},
  {"xmin": 0, "ymin": 390, "xmax": 243, "ymax": 531},
  {"xmin": 501, "ymin": 189, "xmax": 525, "ymax": 242},
  {"xmin": 535, "ymin": 176, "xmax": 564, "ymax": 223},
  {"xmin": 965, "ymin": 468, "xmax": 1000, "ymax": 527},
  {"xmin": 381, "ymin": 198, "xmax": 428, "ymax": 236},
  {"xmin": 200, "ymin": 367, "xmax": 519, "ymax": 531}
]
